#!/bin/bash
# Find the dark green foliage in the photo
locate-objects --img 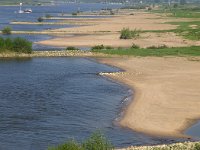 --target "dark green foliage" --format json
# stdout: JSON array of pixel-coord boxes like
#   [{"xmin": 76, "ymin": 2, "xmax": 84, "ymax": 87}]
[
  {"xmin": 2, "ymin": 26, "xmax": 12, "ymax": 35},
  {"xmin": 72, "ymin": 12, "xmax": 78, "ymax": 16},
  {"xmin": 91, "ymin": 45, "xmax": 105, "ymax": 50},
  {"xmin": 45, "ymin": 14, "xmax": 52, "ymax": 18},
  {"xmin": 120, "ymin": 28, "xmax": 140, "ymax": 39},
  {"xmin": 37, "ymin": 17, "xmax": 44, "ymax": 22},
  {"xmin": 48, "ymin": 132, "xmax": 113, "ymax": 150},
  {"xmin": 82, "ymin": 132, "xmax": 113, "ymax": 150},
  {"xmin": 4, "ymin": 38, "xmax": 13, "ymax": 50},
  {"xmin": 12, "ymin": 37, "xmax": 32, "ymax": 53},
  {"xmin": 147, "ymin": 45, "xmax": 168, "ymax": 49},
  {"xmin": 48, "ymin": 140, "xmax": 83, "ymax": 150},
  {"xmin": 173, "ymin": 4, "xmax": 178, "ymax": 8},
  {"xmin": 66, "ymin": 46, "xmax": 79, "ymax": 50},
  {"xmin": 131, "ymin": 44, "xmax": 140, "ymax": 49},
  {"xmin": 0, "ymin": 37, "xmax": 32, "ymax": 54},
  {"xmin": 91, "ymin": 45, "xmax": 113, "ymax": 51}
]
